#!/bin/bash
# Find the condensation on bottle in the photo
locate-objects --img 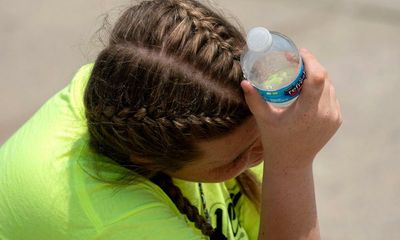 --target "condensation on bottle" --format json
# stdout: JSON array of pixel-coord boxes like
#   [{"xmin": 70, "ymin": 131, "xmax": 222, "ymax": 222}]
[{"xmin": 240, "ymin": 27, "xmax": 306, "ymax": 107}]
